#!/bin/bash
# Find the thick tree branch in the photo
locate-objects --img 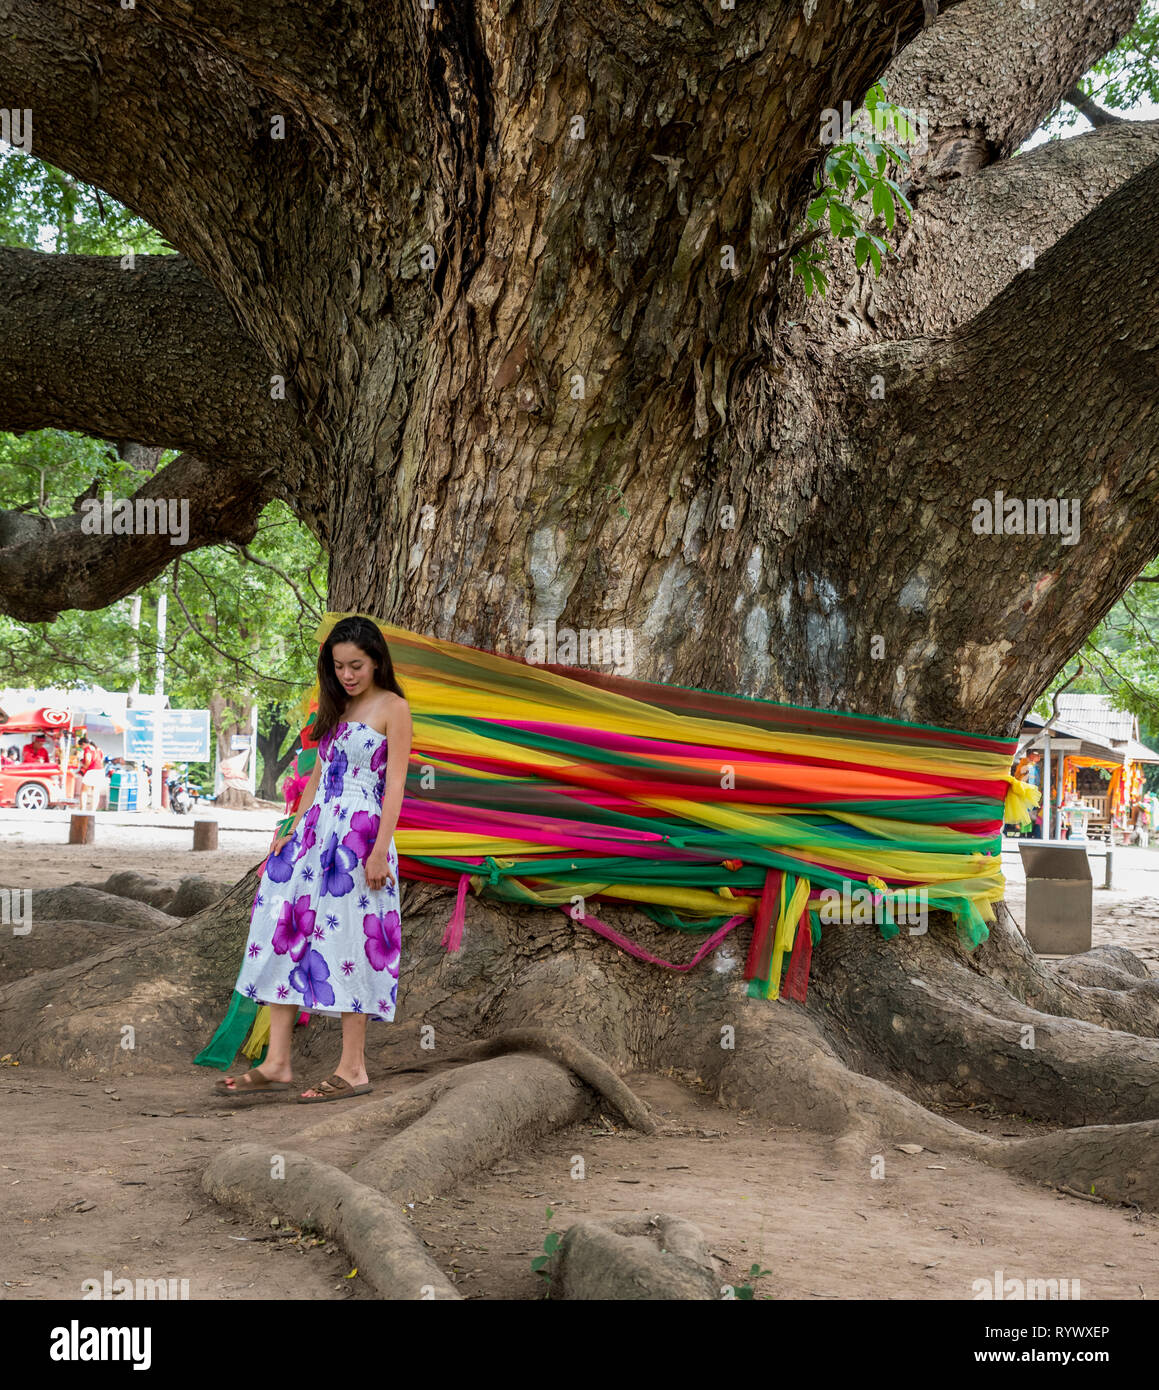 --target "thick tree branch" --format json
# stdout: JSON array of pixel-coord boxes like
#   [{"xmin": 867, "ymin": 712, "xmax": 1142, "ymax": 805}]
[
  {"xmin": 1064, "ymin": 84, "xmax": 1127, "ymax": 128},
  {"xmin": 1, "ymin": 3, "xmax": 294, "ymax": 259},
  {"xmin": 883, "ymin": 0, "xmax": 1140, "ymax": 177},
  {"xmin": 0, "ymin": 250, "xmax": 294, "ymax": 457},
  {"xmin": 835, "ymin": 154, "xmax": 1159, "ymax": 729},
  {"xmin": 0, "ymin": 0, "xmax": 381, "ymax": 376},
  {"xmin": 813, "ymin": 121, "xmax": 1159, "ymax": 343},
  {"xmin": 0, "ymin": 453, "xmax": 269, "ymax": 622}
]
